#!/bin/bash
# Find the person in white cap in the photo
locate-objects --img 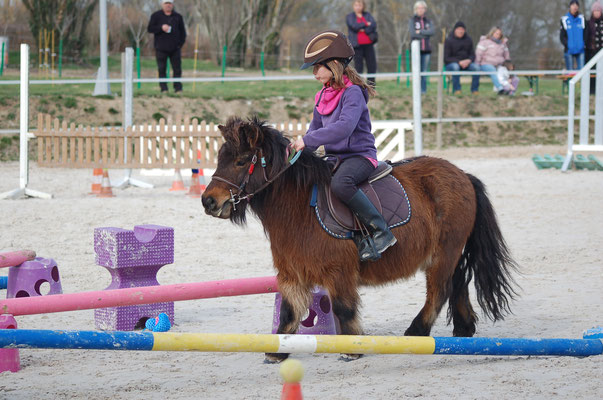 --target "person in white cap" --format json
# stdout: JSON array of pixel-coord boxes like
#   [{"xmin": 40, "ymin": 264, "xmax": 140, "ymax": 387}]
[{"xmin": 147, "ymin": 0, "xmax": 187, "ymax": 92}]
